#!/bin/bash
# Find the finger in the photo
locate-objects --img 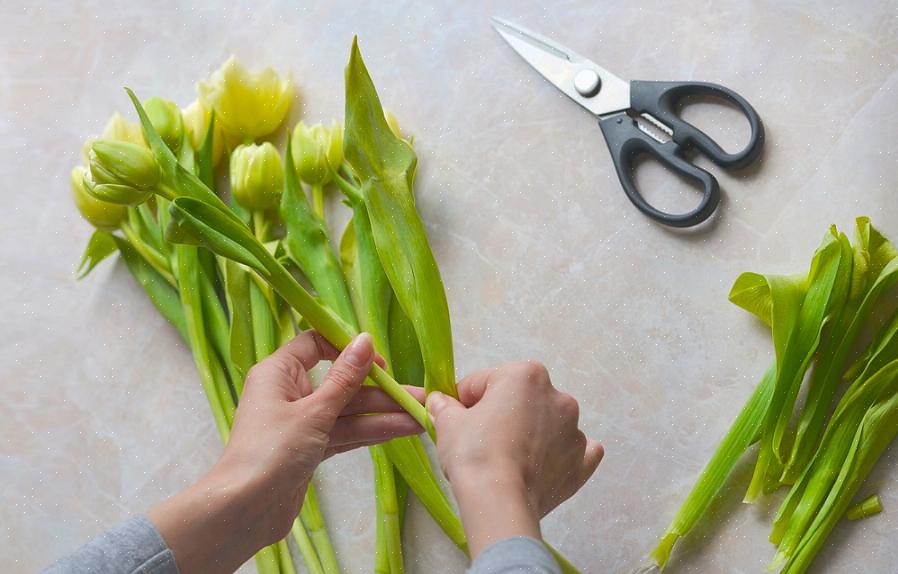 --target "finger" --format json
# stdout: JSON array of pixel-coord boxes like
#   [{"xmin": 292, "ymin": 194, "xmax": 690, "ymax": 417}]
[
  {"xmin": 329, "ymin": 413, "xmax": 422, "ymax": 447},
  {"xmin": 579, "ymin": 438, "xmax": 605, "ymax": 484},
  {"xmin": 250, "ymin": 330, "xmax": 339, "ymax": 397},
  {"xmin": 341, "ymin": 386, "xmax": 426, "ymax": 416},
  {"xmin": 304, "ymin": 333, "xmax": 374, "ymax": 425},
  {"xmin": 324, "ymin": 437, "xmax": 398, "ymax": 459},
  {"xmin": 454, "ymin": 367, "xmax": 502, "ymax": 407},
  {"xmin": 426, "ymin": 391, "xmax": 467, "ymax": 435}
]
